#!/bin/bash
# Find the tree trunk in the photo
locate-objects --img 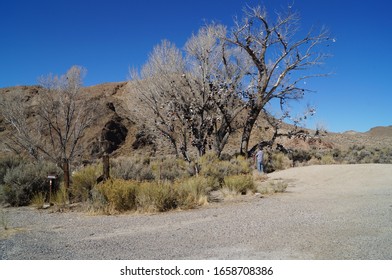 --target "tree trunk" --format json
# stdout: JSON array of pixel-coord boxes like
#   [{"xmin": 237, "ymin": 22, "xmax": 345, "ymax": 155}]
[
  {"xmin": 62, "ymin": 158, "xmax": 70, "ymax": 190},
  {"xmin": 102, "ymin": 154, "xmax": 110, "ymax": 181},
  {"xmin": 240, "ymin": 106, "xmax": 262, "ymax": 157},
  {"xmin": 214, "ymin": 126, "xmax": 230, "ymax": 158}
]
